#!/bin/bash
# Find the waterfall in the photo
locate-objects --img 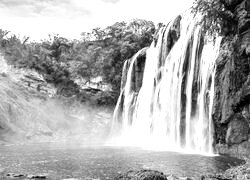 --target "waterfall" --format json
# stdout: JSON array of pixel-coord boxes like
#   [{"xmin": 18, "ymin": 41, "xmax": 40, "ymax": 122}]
[{"xmin": 110, "ymin": 12, "xmax": 221, "ymax": 154}]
